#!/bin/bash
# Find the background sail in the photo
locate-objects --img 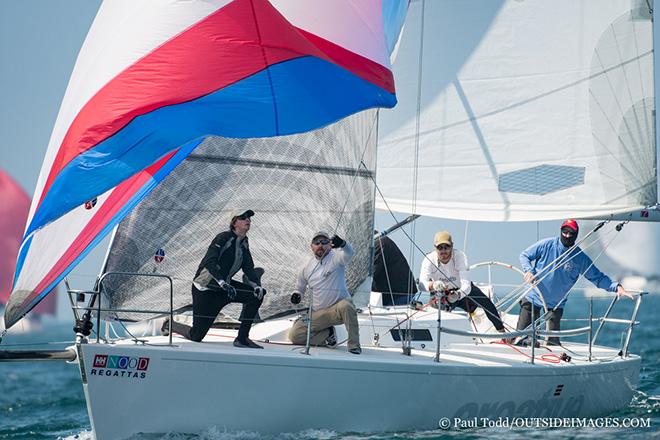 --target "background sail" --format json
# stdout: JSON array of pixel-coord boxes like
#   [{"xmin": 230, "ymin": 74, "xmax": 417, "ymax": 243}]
[
  {"xmin": 377, "ymin": 0, "xmax": 656, "ymax": 221},
  {"xmin": 101, "ymin": 111, "xmax": 378, "ymax": 322},
  {"xmin": 0, "ymin": 171, "xmax": 56, "ymax": 315},
  {"xmin": 5, "ymin": 0, "xmax": 407, "ymax": 329}
]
